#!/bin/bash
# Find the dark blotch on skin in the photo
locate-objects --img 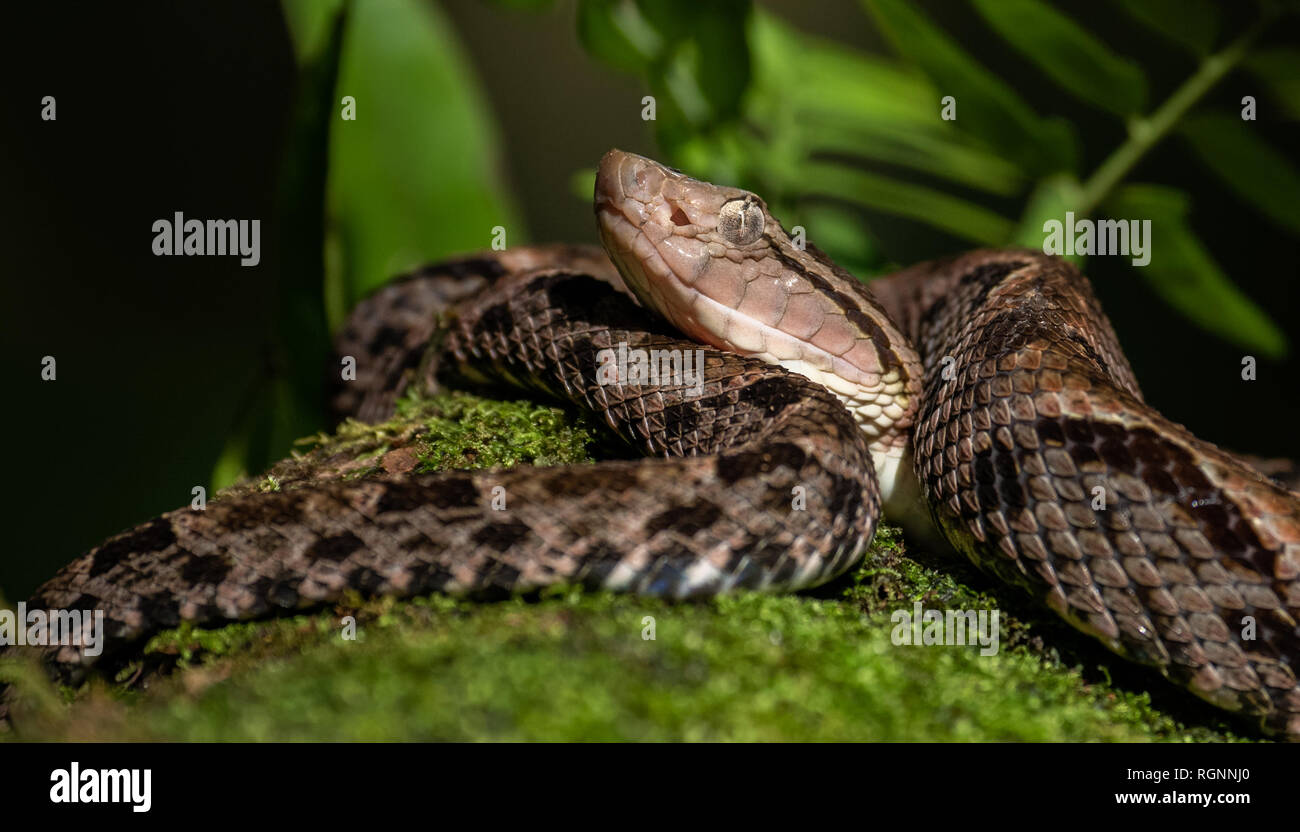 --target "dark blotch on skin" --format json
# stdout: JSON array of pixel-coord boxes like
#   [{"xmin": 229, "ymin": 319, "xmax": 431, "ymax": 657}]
[
  {"xmin": 180, "ymin": 554, "xmax": 234, "ymax": 586},
  {"xmin": 480, "ymin": 559, "xmax": 523, "ymax": 589},
  {"xmin": 41, "ymin": 593, "xmax": 103, "ymax": 614},
  {"xmin": 999, "ymin": 476, "xmax": 1028, "ymax": 508},
  {"xmin": 1072, "ymin": 444, "xmax": 1102, "ymax": 467},
  {"xmin": 1036, "ymin": 417, "xmax": 1066, "ymax": 446},
  {"xmin": 267, "ymin": 581, "xmax": 300, "ymax": 609},
  {"xmin": 959, "ymin": 260, "xmax": 1028, "ymax": 294},
  {"xmin": 731, "ymin": 376, "xmax": 802, "ymax": 417},
  {"xmin": 306, "ymin": 531, "xmax": 367, "ymax": 563},
  {"xmin": 918, "ymin": 259, "xmax": 1028, "ymax": 335},
  {"xmin": 1038, "ymin": 419, "xmax": 1280, "ymax": 586},
  {"xmin": 994, "ymin": 451, "xmax": 1018, "ymax": 479},
  {"xmin": 471, "ymin": 520, "xmax": 533, "ymax": 551},
  {"xmin": 1064, "ymin": 420, "xmax": 1095, "ymax": 444},
  {"xmin": 396, "ymin": 256, "xmax": 507, "ymax": 286},
  {"xmin": 429, "ymin": 476, "xmax": 483, "ymax": 511},
  {"xmin": 644, "ymin": 501, "xmax": 724, "ymax": 537},
  {"xmin": 582, "ymin": 542, "xmax": 628, "ymax": 566},
  {"xmin": 374, "ymin": 475, "xmax": 477, "ymax": 513},
  {"xmin": 139, "ymin": 590, "xmax": 182, "ymax": 628},
  {"xmin": 366, "ymin": 325, "xmax": 412, "ymax": 355},
  {"xmin": 716, "ymin": 442, "xmax": 807, "ymax": 485},
  {"xmin": 540, "ymin": 273, "xmax": 662, "ymax": 334},
  {"xmin": 345, "ymin": 567, "xmax": 389, "ymax": 594},
  {"xmin": 467, "ymin": 301, "xmax": 516, "ymax": 345},
  {"xmin": 1098, "ymin": 437, "xmax": 1132, "ymax": 471},
  {"xmin": 212, "ymin": 493, "xmax": 307, "ymax": 532},
  {"xmin": 402, "ymin": 561, "xmax": 457, "ymax": 595},
  {"xmin": 88, "ymin": 518, "xmax": 177, "ymax": 578}
]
